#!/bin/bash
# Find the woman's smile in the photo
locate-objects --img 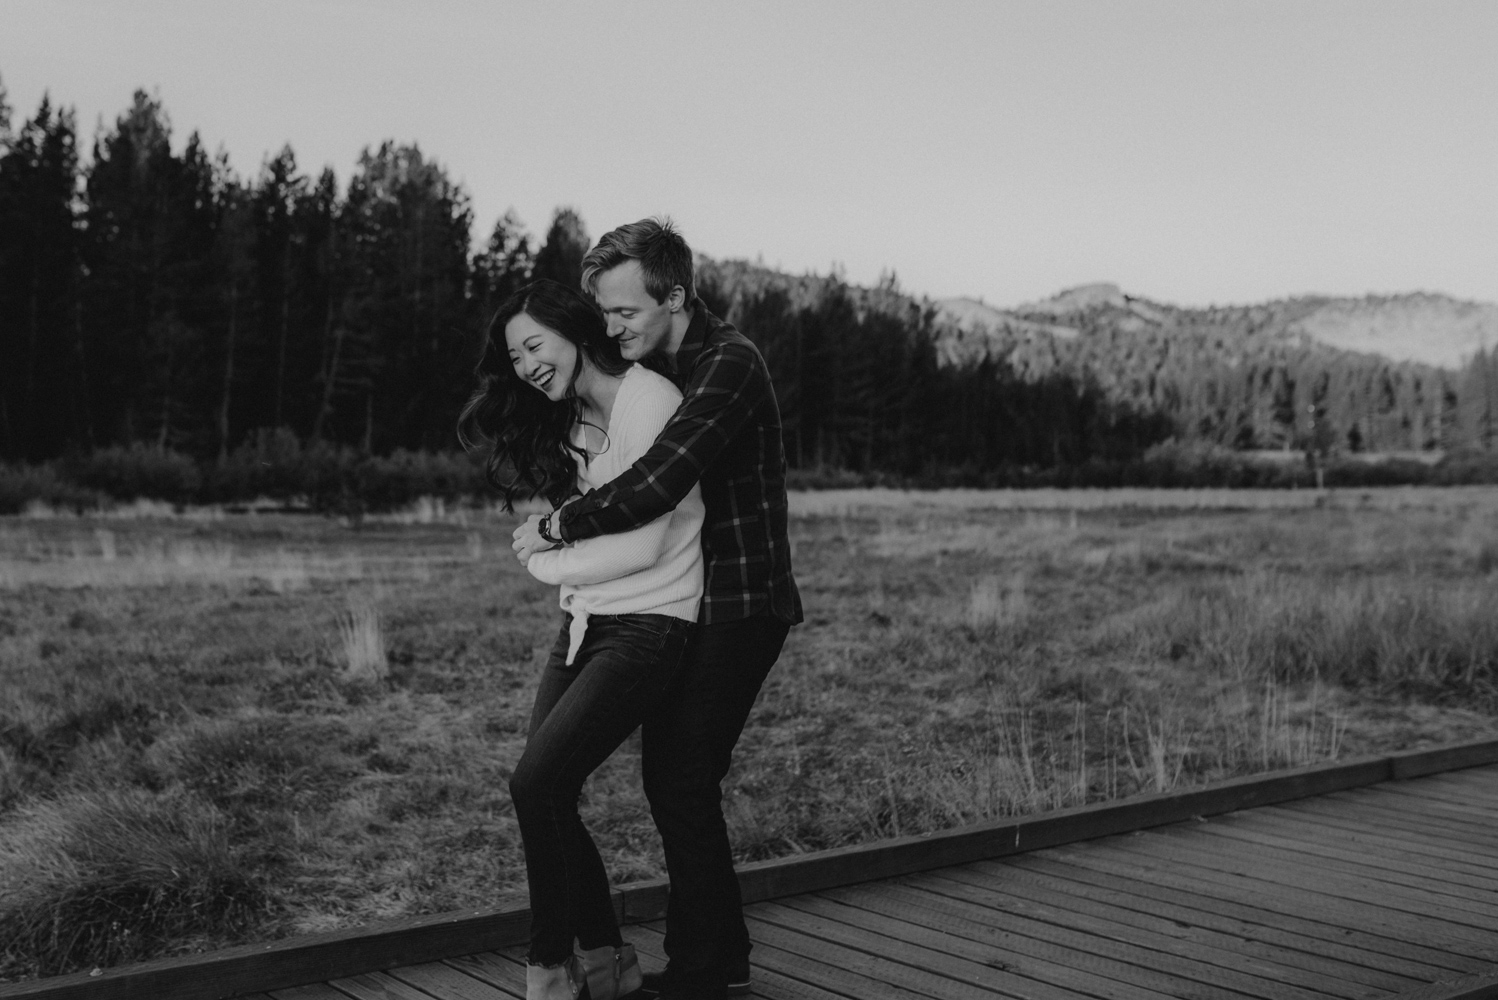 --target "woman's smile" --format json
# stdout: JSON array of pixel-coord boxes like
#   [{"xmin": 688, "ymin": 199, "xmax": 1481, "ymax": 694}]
[{"xmin": 506, "ymin": 312, "xmax": 578, "ymax": 402}]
